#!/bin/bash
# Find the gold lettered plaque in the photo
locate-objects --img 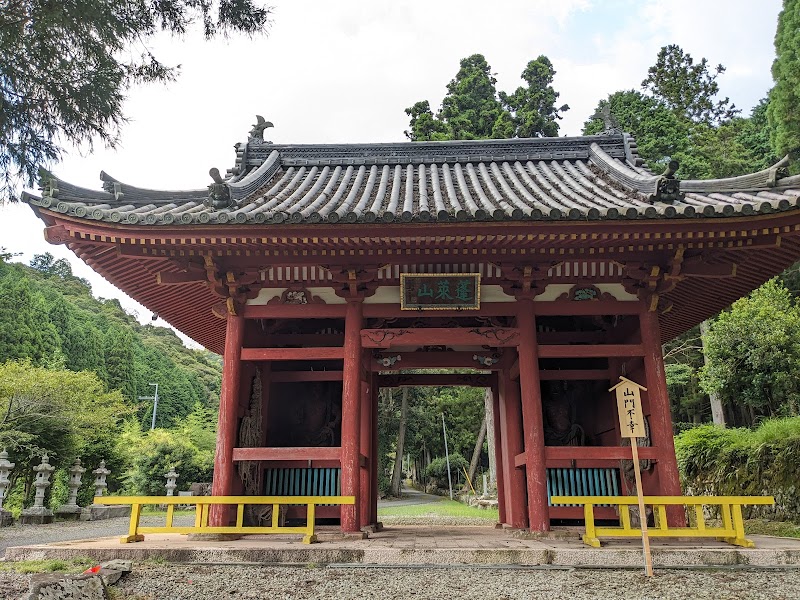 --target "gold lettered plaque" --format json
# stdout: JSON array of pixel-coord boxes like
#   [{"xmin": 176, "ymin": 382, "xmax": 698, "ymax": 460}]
[
  {"xmin": 610, "ymin": 376, "xmax": 647, "ymax": 438},
  {"xmin": 400, "ymin": 273, "xmax": 480, "ymax": 310}
]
